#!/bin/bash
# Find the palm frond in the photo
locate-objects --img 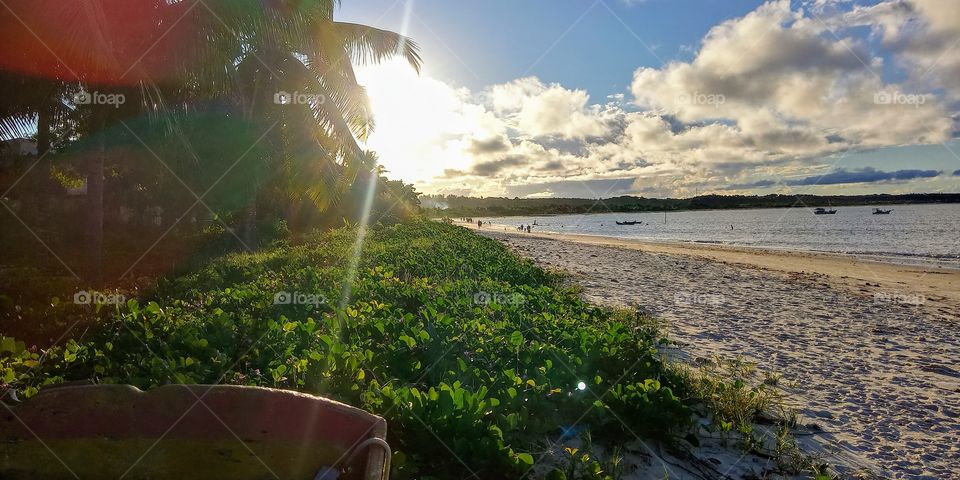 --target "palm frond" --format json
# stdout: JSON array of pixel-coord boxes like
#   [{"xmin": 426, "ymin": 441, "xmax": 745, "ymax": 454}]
[
  {"xmin": 333, "ymin": 22, "xmax": 423, "ymax": 73},
  {"xmin": 0, "ymin": 112, "xmax": 36, "ymax": 140}
]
